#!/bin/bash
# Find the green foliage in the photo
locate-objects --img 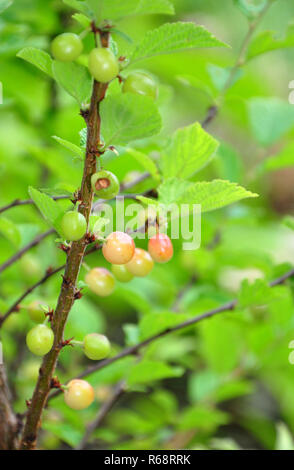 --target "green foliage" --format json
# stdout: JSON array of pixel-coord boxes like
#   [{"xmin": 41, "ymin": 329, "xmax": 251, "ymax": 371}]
[
  {"xmin": 130, "ymin": 22, "xmax": 228, "ymax": 65},
  {"xmin": 17, "ymin": 47, "xmax": 53, "ymax": 77},
  {"xmin": 161, "ymin": 122, "xmax": 218, "ymax": 179},
  {"xmin": 28, "ymin": 187, "xmax": 64, "ymax": 236},
  {"xmin": 100, "ymin": 93, "xmax": 162, "ymax": 146},
  {"xmin": 158, "ymin": 178, "xmax": 258, "ymax": 212},
  {"xmin": 85, "ymin": 0, "xmax": 174, "ymax": 23},
  {"xmin": 52, "ymin": 61, "xmax": 92, "ymax": 107},
  {"xmin": 0, "ymin": 0, "xmax": 12, "ymax": 13},
  {"xmin": 247, "ymin": 23, "xmax": 294, "ymax": 60},
  {"xmin": 248, "ymin": 98, "xmax": 294, "ymax": 146},
  {"xmin": 127, "ymin": 360, "xmax": 183, "ymax": 386}
]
